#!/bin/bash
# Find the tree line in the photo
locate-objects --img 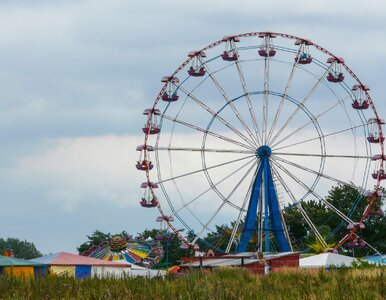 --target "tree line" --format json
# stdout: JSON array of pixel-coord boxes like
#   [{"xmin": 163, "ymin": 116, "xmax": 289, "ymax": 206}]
[{"xmin": 3, "ymin": 185, "xmax": 384, "ymax": 264}]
